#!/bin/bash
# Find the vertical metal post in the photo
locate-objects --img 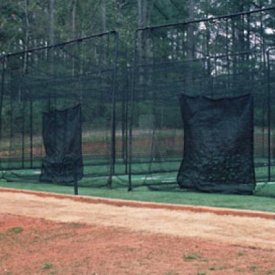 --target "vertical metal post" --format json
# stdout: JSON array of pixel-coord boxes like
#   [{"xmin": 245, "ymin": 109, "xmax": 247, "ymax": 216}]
[
  {"xmin": 74, "ymin": 164, "xmax": 78, "ymax": 195},
  {"xmin": 108, "ymin": 31, "xmax": 119, "ymax": 188},
  {"xmin": 0, "ymin": 58, "xmax": 5, "ymax": 170},
  {"xmin": 266, "ymin": 49, "xmax": 272, "ymax": 182},
  {"xmin": 128, "ymin": 31, "xmax": 138, "ymax": 191},
  {"xmin": 9, "ymin": 85, "xmax": 13, "ymax": 167},
  {"xmin": 30, "ymin": 93, "xmax": 33, "ymax": 168},
  {"xmin": 128, "ymin": 63, "xmax": 134, "ymax": 191},
  {"xmin": 74, "ymin": 105, "xmax": 82, "ymax": 195},
  {"xmin": 21, "ymin": 50, "xmax": 28, "ymax": 169},
  {"xmin": 21, "ymin": 99, "xmax": 25, "ymax": 169},
  {"xmin": 0, "ymin": 58, "xmax": 5, "ymax": 144},
  {"xmin": 124, "ymin": 67, "xmax": 130, "ymax": 174}
]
